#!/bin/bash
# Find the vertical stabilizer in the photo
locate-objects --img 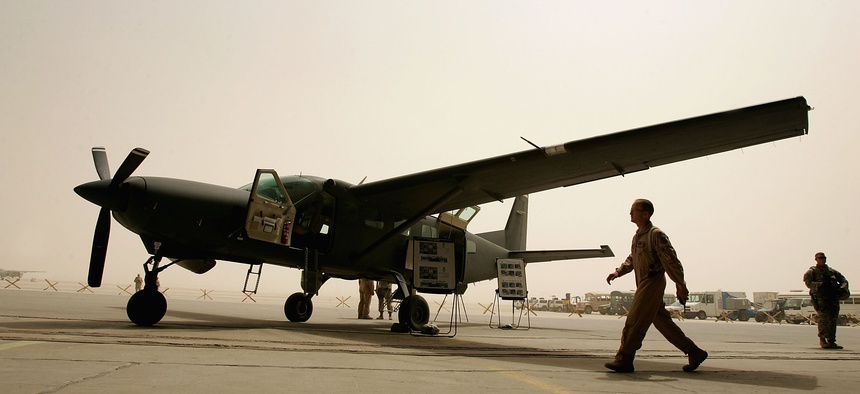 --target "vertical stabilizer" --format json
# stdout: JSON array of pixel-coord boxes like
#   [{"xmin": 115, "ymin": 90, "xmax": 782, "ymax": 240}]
[
  {"xmin": 477, "ymin": 195, "xmax": 528, "ymax": 250},
  {"xmin": 505, "ymin": 195, "xmax": 528, "ymax": 250}
]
